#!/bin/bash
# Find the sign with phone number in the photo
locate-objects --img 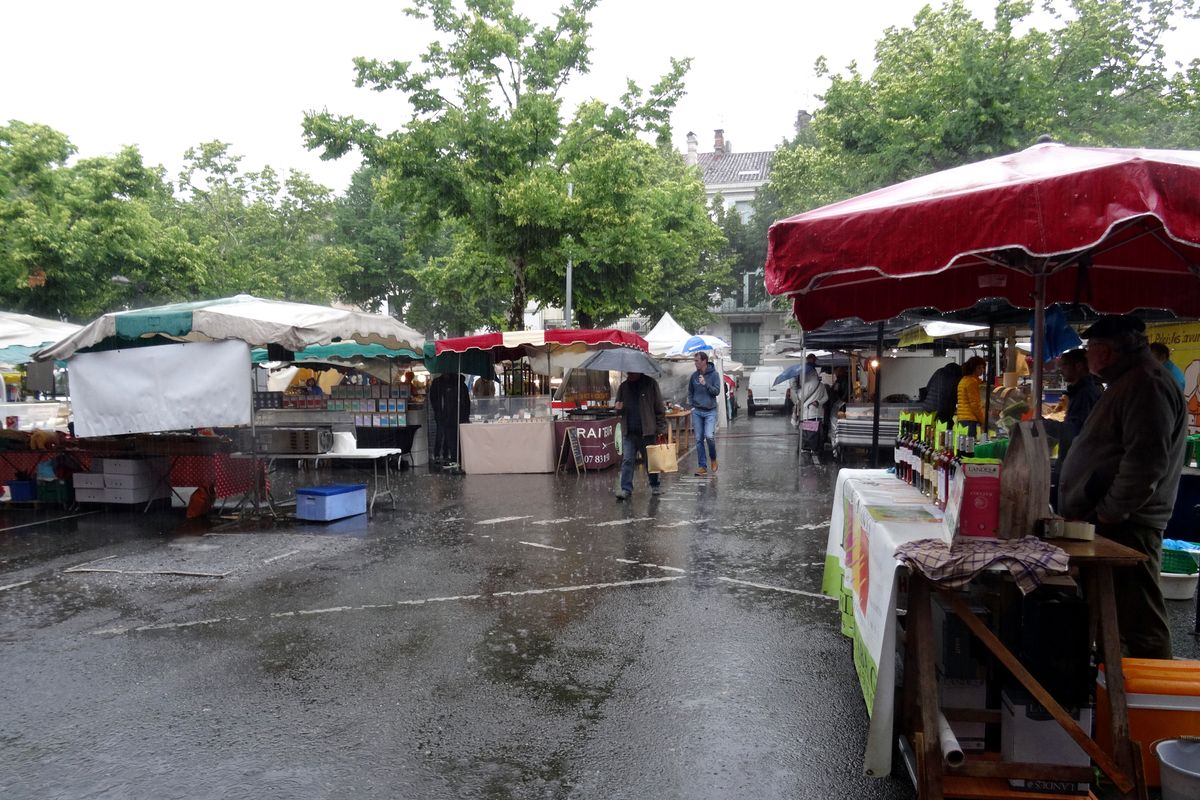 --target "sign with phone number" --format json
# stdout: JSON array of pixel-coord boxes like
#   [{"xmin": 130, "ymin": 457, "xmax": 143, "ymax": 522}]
[{"xmin": 553, "ymin": 419, "xmax": 618, "ymax": 470}]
